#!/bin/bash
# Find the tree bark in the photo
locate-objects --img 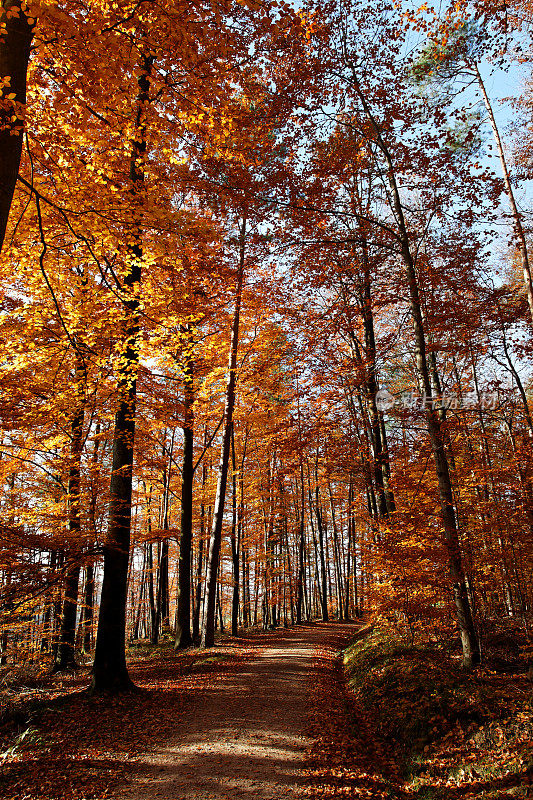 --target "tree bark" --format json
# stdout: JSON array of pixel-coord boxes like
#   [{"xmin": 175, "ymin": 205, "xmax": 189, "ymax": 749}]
[
  {"xmin": 155, "ymin": 453, "xmax": 171, "ymax": 640},
  {"xmin": 192, "ymin": 441, "xmax": 209, "ymax": 643},
  {"xmin": 0, "ymin": 1, "xmax": 34, "ymax": 254},
  {"xmin": 175, "ymin": 349, "xmax": 195, "ymax": 648},
  {"xmin": 314, "ymin": 480, "xmax": 329, "ymax": 621},
  {"xmin": 344, "ymin": 478, "xmax": 353, "ymax": 619},
  {"xmin": 91, "ymin": 55, "xmax": 153, "ymax": 692},
  {"xmin": 230, "ymin": 429, "xmax": 240, "ymax": 636},
  {"xmin": 201, "ymin": 216, "xmax": 246, "ymax": 648},
  {"xmin": 296, "ymin": 468, "xmax": 306, "ymax": 623},
  {"xmin": 81, "ymin": 424, "xmax": 100, "ymax": 654},
  {"xmin": 54, "ymin": 353, "xmax": 86, "ymax": 671},
  {"xmin": 350, "ymin": 74, "xmax": 480, "ymax": 667}
]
